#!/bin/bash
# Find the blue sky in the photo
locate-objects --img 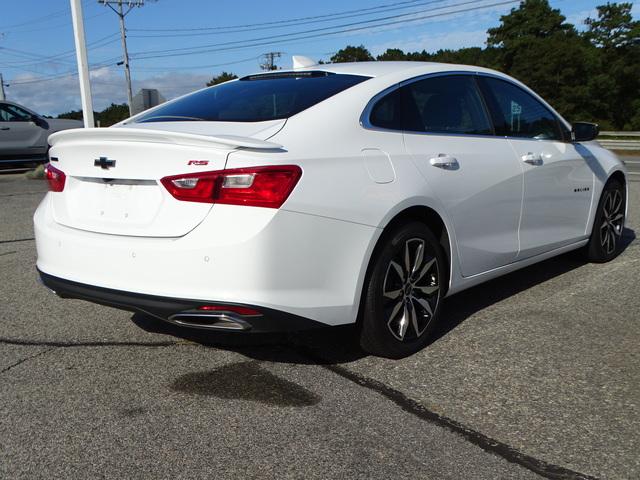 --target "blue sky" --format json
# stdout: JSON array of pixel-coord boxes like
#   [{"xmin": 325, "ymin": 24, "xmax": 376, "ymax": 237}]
[{"xmin": 1, "ymin": 0, "xmax": 637, "ymax": 115}]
